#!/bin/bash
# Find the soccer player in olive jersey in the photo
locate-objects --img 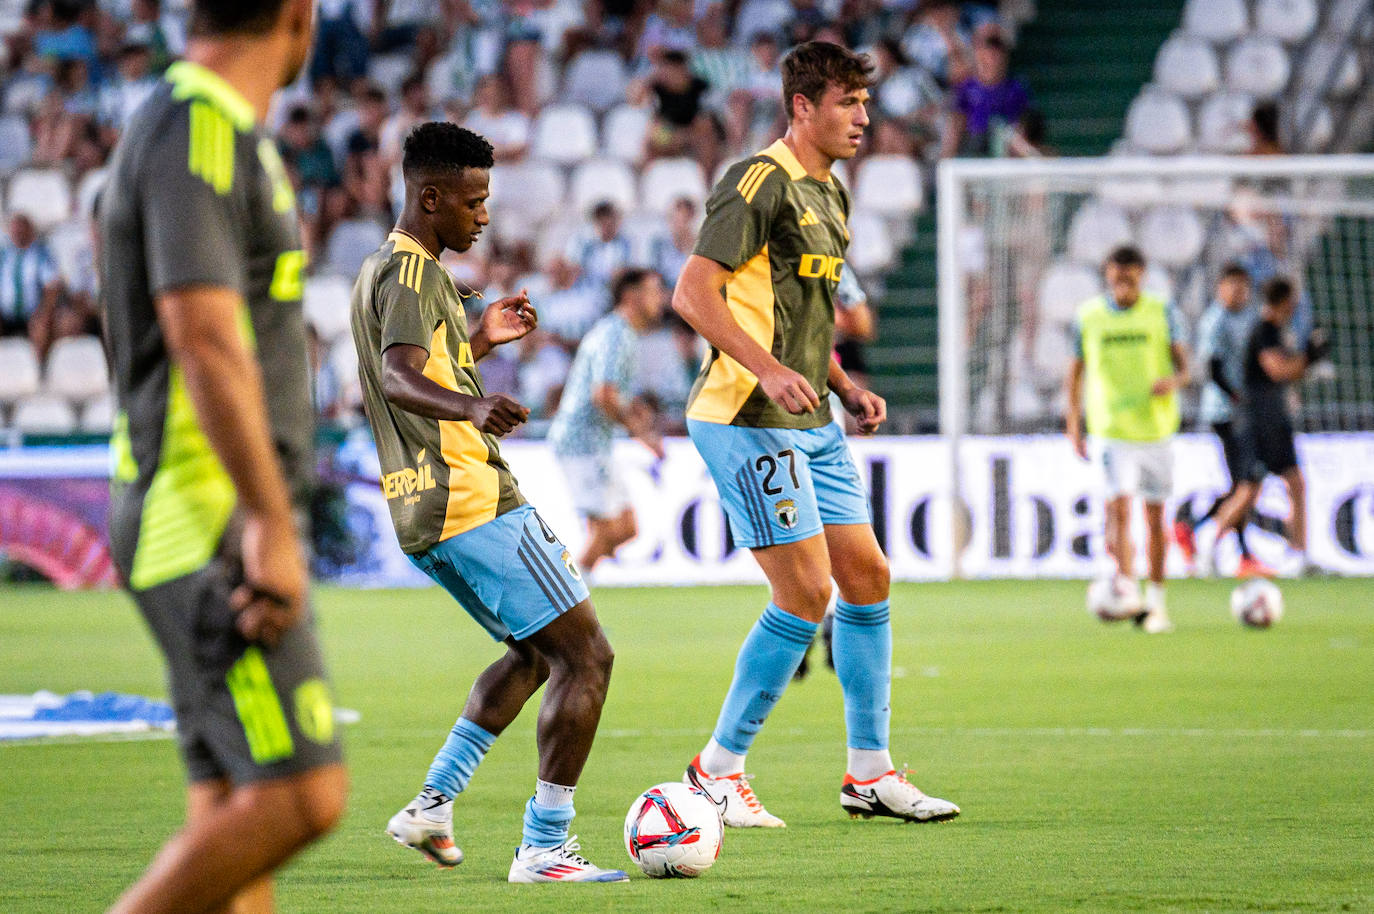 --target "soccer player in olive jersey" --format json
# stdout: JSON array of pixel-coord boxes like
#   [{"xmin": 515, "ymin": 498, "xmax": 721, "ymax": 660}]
[
  {"xmin": 672, "ymin": 41, "xmax": 960, "ymax": 827},
  {"xmin": 98, "ymin": 3, "xmax": 346, "ymax": 913},
  {"xmin": 350, "ymin": 123, "xmax": 624, "ymax": 883}
]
